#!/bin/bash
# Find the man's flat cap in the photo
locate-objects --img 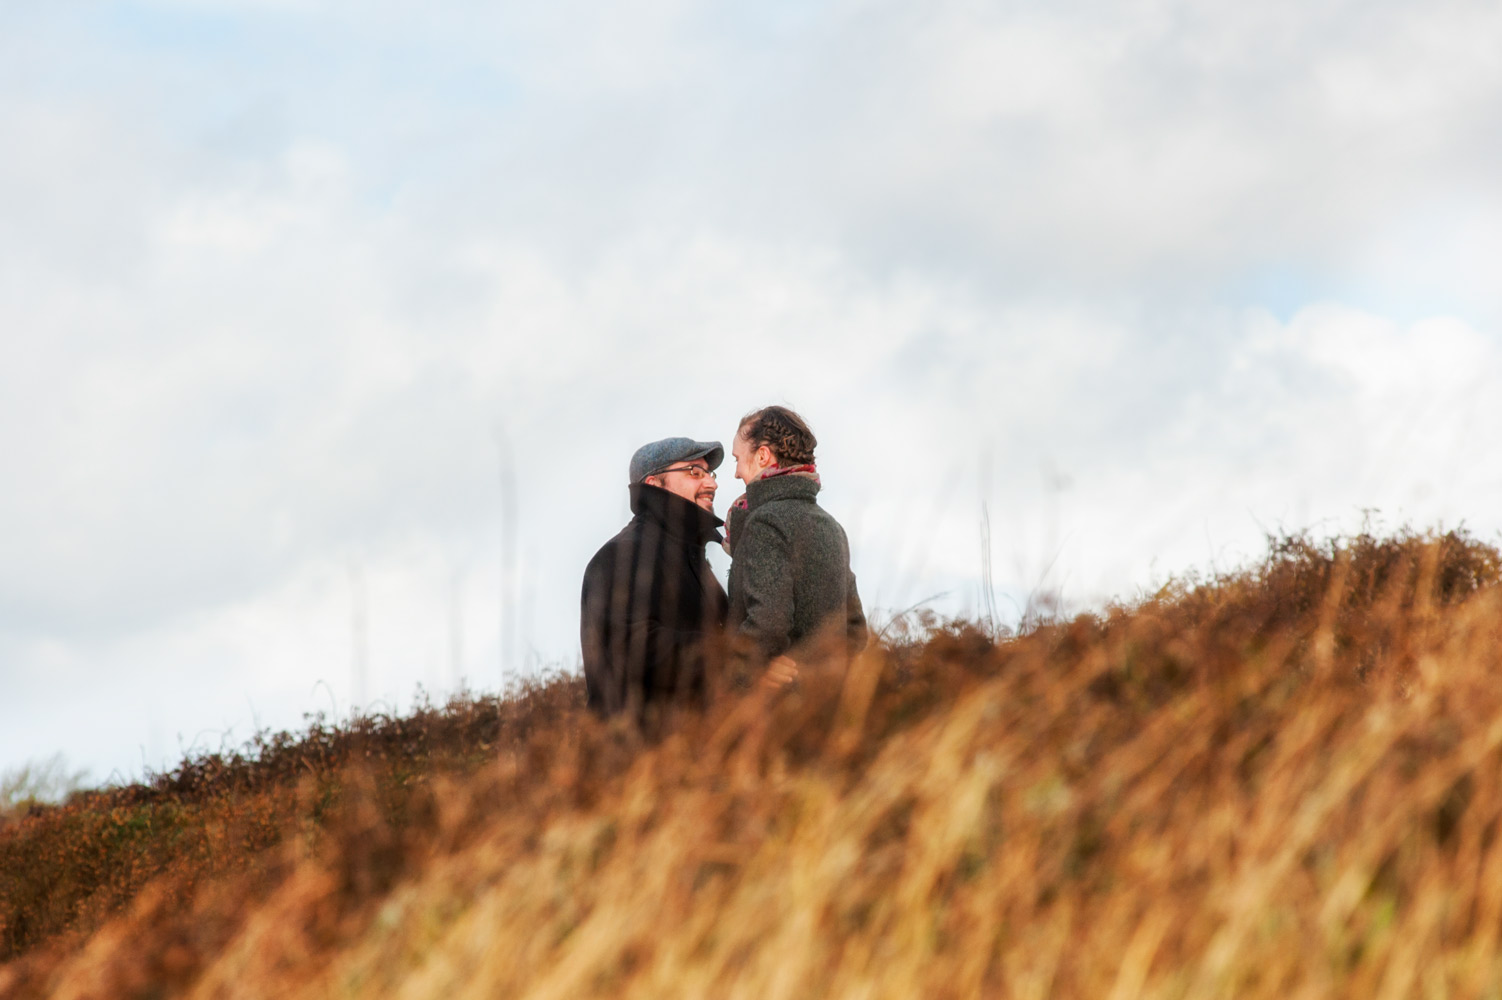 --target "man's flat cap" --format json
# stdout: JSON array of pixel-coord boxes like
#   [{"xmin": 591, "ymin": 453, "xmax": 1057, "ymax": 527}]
[{"xmin": 629, "ymin": 437, "xmax": 724, "ymax": 484}]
